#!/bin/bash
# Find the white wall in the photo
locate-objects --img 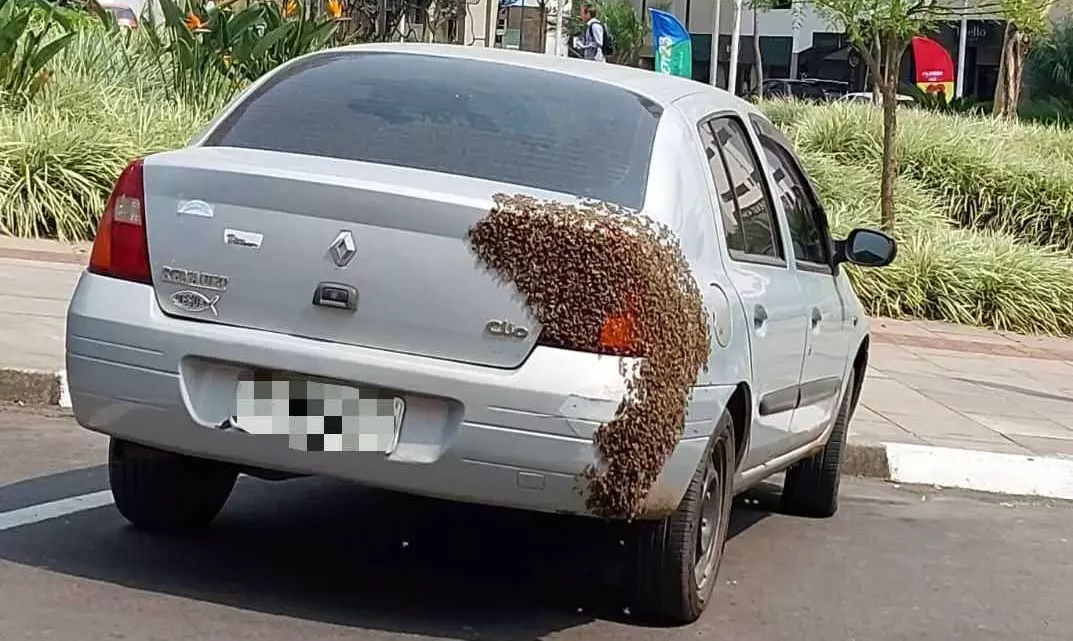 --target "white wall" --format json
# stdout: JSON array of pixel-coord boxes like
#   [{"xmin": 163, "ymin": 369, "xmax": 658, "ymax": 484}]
[
  {"xmin": 681, "ymin": 1, "xmax": 838, "ymax": 52},
  {"xmin": 466, "ymin": 0, "xmax": 497, "ymax": 46}
]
